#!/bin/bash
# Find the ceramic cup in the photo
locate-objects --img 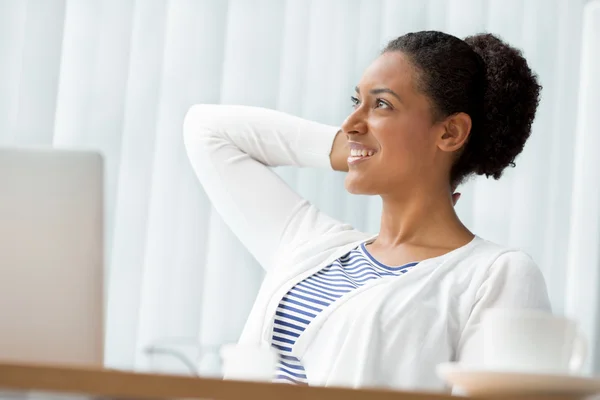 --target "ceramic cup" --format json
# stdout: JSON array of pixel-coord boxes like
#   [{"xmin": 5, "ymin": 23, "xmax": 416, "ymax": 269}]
[{"xmin": 481, "ymin": 309, "xmax": 587, "ymax": 375}]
